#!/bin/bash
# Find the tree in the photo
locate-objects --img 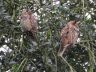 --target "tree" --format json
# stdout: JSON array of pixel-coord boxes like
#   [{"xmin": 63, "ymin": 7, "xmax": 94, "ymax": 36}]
[{"xmin": 0, "ymin": 0, "xmax": 96, "ymax": 72}]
